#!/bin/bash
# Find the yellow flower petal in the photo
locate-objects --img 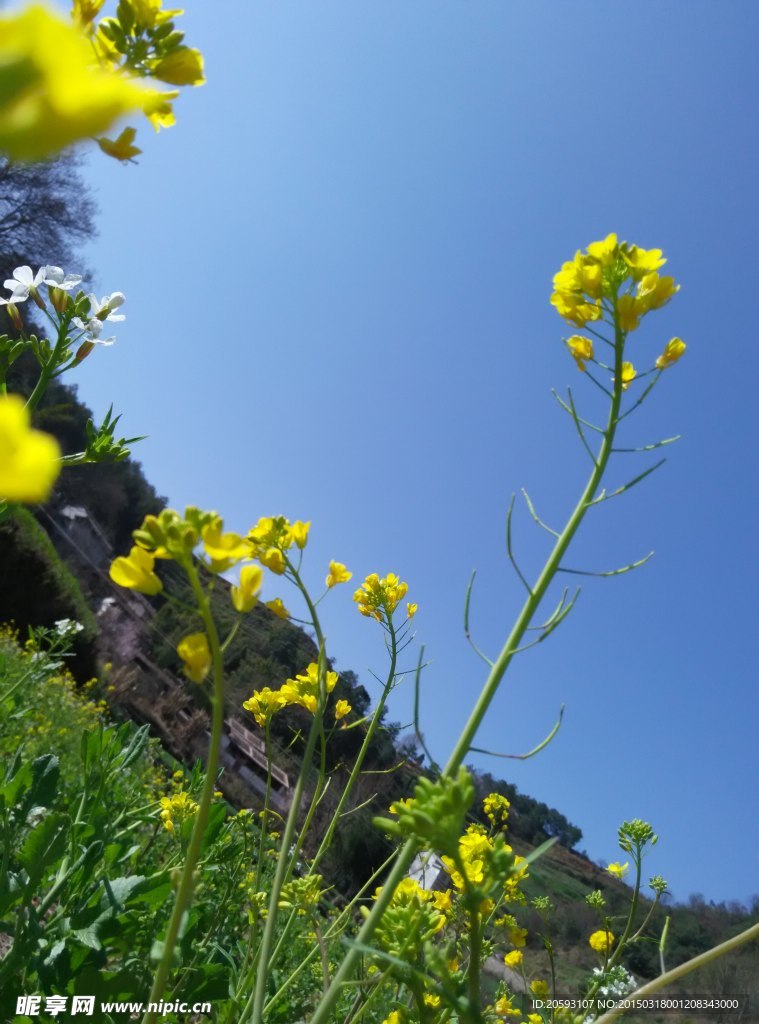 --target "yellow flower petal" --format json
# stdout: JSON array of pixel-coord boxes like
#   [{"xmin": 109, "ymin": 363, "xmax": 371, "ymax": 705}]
[{"xmin": 0, "ymin": 395, "xmax": 60, "ymax": 502}]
